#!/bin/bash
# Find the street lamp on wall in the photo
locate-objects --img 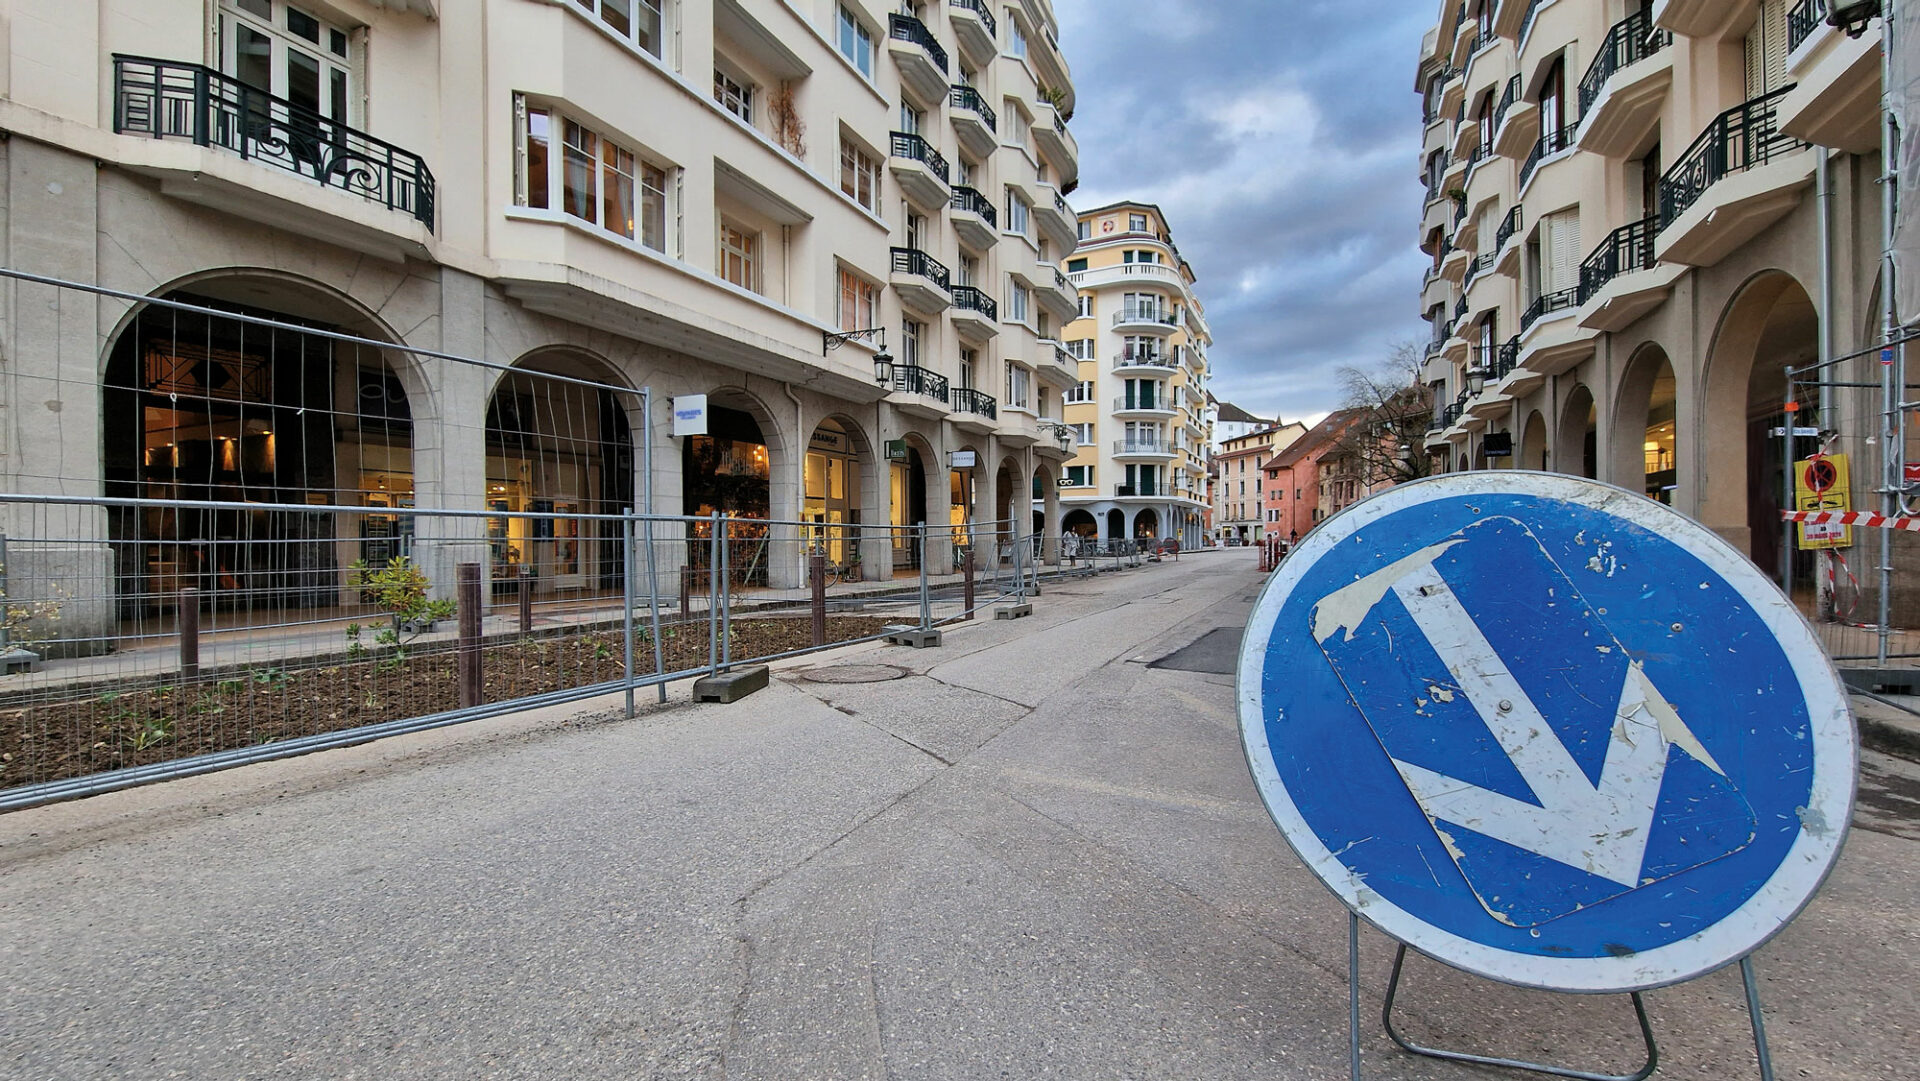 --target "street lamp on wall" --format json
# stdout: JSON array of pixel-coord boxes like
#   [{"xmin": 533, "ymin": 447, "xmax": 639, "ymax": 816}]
[
  {"xmin": 1465, "ymin": 365, "xmax": 1488, "ymax": 395},
  {"xmin": 823, "ymin": 327, "xmax": 893, "ymax": 387}
]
